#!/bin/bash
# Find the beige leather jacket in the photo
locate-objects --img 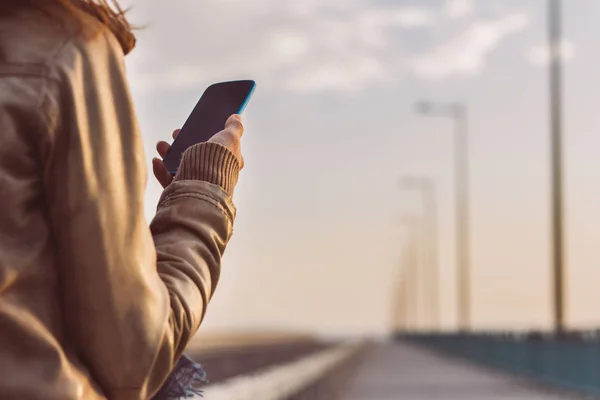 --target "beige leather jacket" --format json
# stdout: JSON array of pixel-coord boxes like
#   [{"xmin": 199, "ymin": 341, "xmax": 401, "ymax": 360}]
[{"xmin": 0, "ymin": 8, "xmax": 240, "ymax": 400}]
